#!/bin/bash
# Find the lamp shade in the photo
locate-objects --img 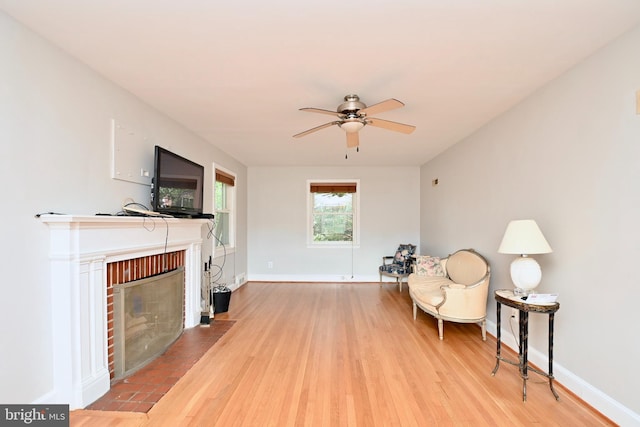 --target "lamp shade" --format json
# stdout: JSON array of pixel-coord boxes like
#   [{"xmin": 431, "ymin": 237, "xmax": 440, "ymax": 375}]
[{"xmin": 498, "ymin": 220, "xmax": 552, "ymax": 255}]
